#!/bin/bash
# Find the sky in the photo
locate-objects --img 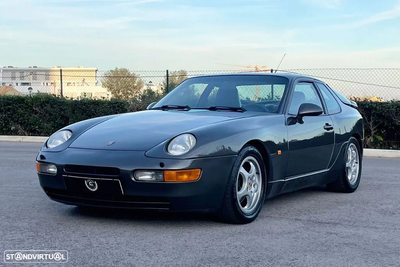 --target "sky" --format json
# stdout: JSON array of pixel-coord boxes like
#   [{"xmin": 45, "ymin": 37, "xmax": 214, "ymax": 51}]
[{"xmin": 1, "ymin": 0, "xmax": 400, "ymax": 70}]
